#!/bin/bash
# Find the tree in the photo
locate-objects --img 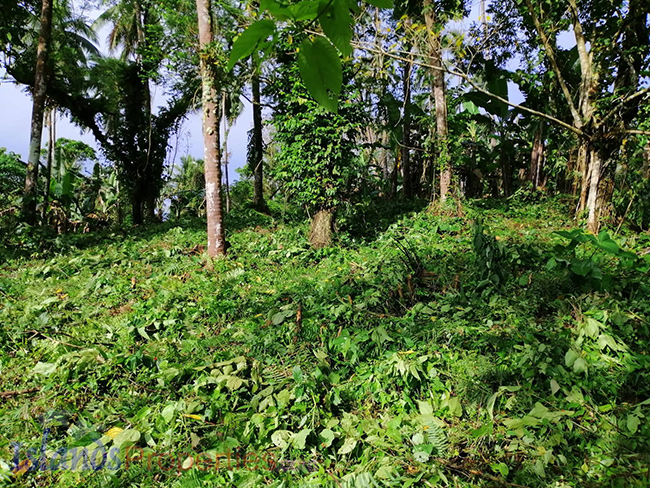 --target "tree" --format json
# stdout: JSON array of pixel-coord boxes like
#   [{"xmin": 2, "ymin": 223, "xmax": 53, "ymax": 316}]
[
  {"xmin": 196, "ymin": 0, "xmax": 226, "ymax": 257},
  {"xmin": 23, "ymin": 0, "xmax": 54, "ymax": 224},
  {"xmin": 267, "ymin": 36, "xmax": 366, "ymax": 248}
]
